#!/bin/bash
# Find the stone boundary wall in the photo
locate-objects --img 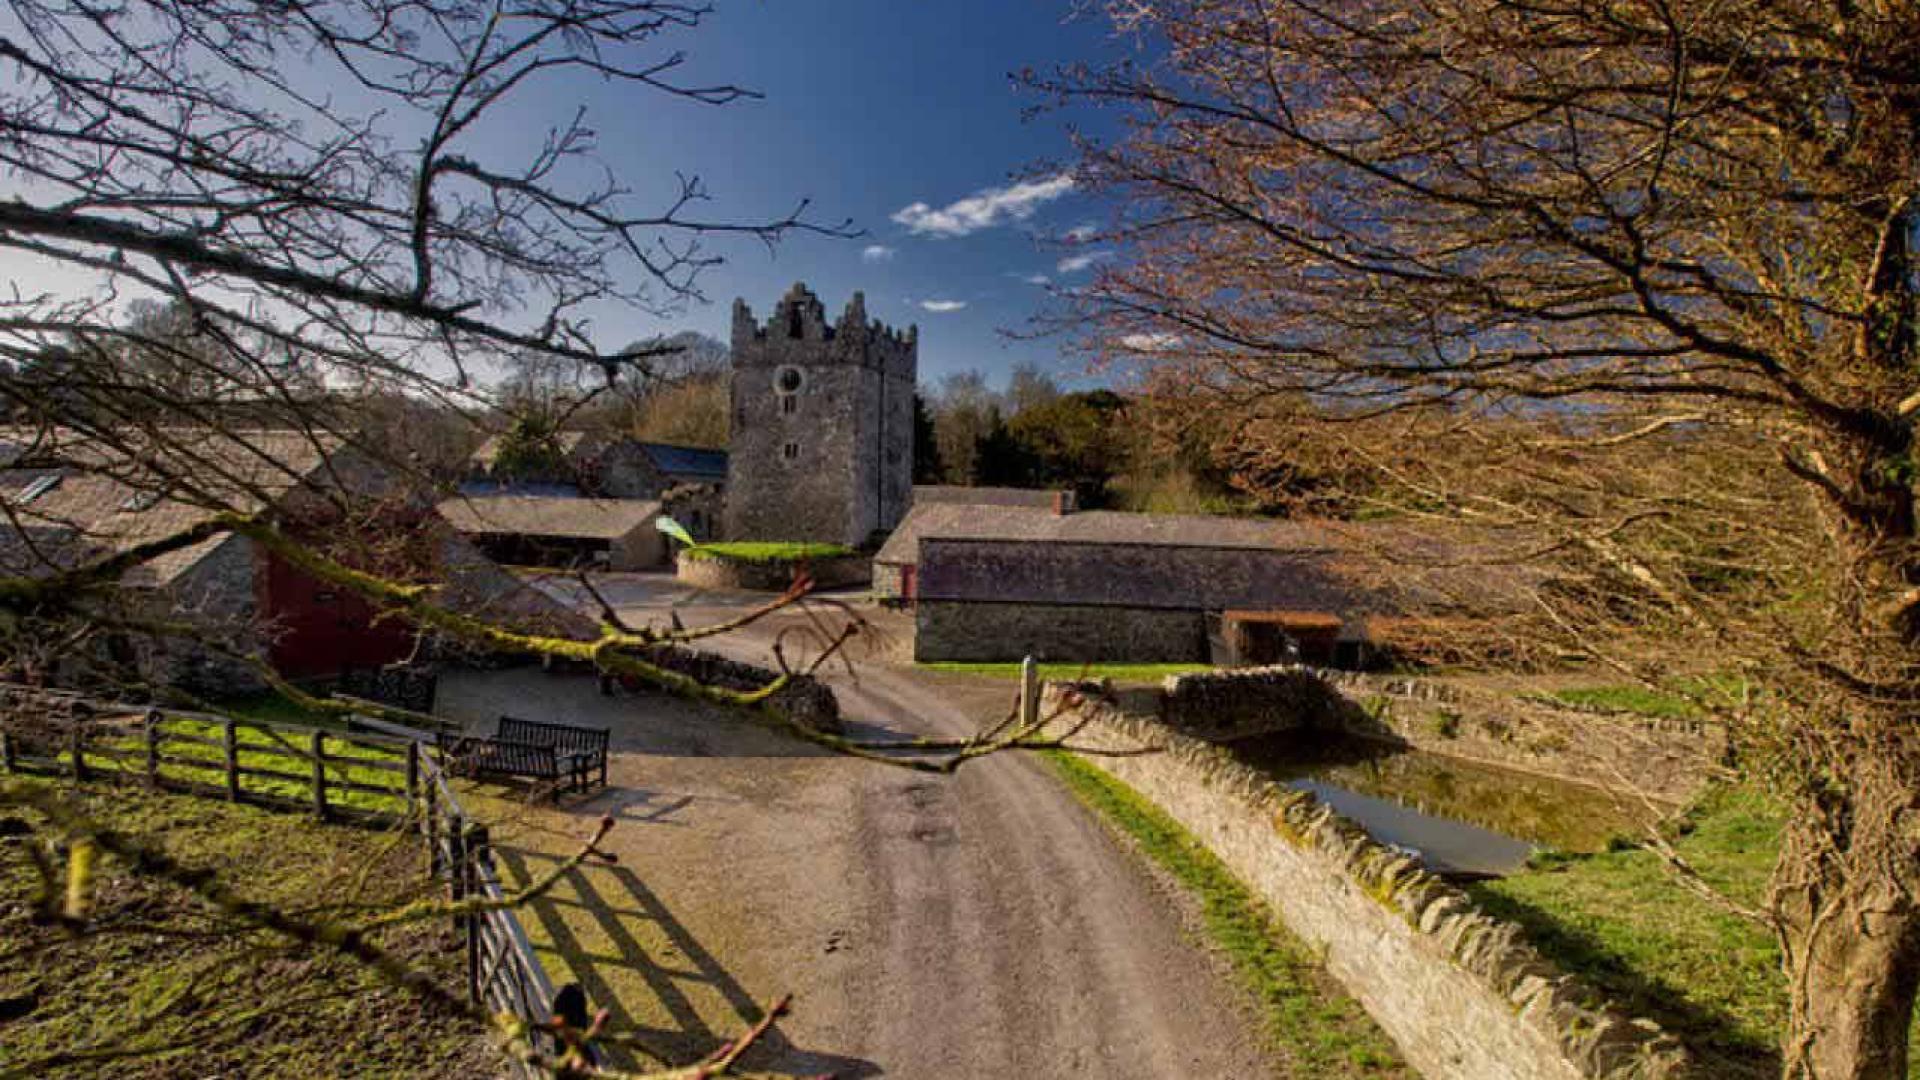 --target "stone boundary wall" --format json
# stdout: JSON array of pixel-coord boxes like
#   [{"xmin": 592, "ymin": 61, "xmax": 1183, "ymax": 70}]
[
  {"xmin": 675, "ymin": 552, "xmax": 870, "ymax": 592},
  {"xmin": 912, "ymin": 600, "xmax": 1204, "ymax": 662},
  {"xmin": 1142, "ymin": 666, "xmax": 1724, "ymax": 804},
  {"xmin": 1045, "ymin": 684, "xmax": 1690, "ymax": 1080},
  {"xmin": 1309, "ymin": 669, "xmax": 1727, "ymax": 804},
  {"xmin": 631, "ymin": 646, "xmax": 842, "ymax": 734}
]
